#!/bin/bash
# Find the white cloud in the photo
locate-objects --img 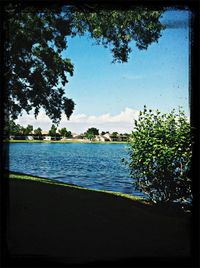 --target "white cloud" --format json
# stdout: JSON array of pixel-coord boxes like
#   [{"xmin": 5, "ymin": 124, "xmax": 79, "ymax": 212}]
[{"xmin": 16, "ymin": 107, "xmax": 139, "ymax": 134}]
